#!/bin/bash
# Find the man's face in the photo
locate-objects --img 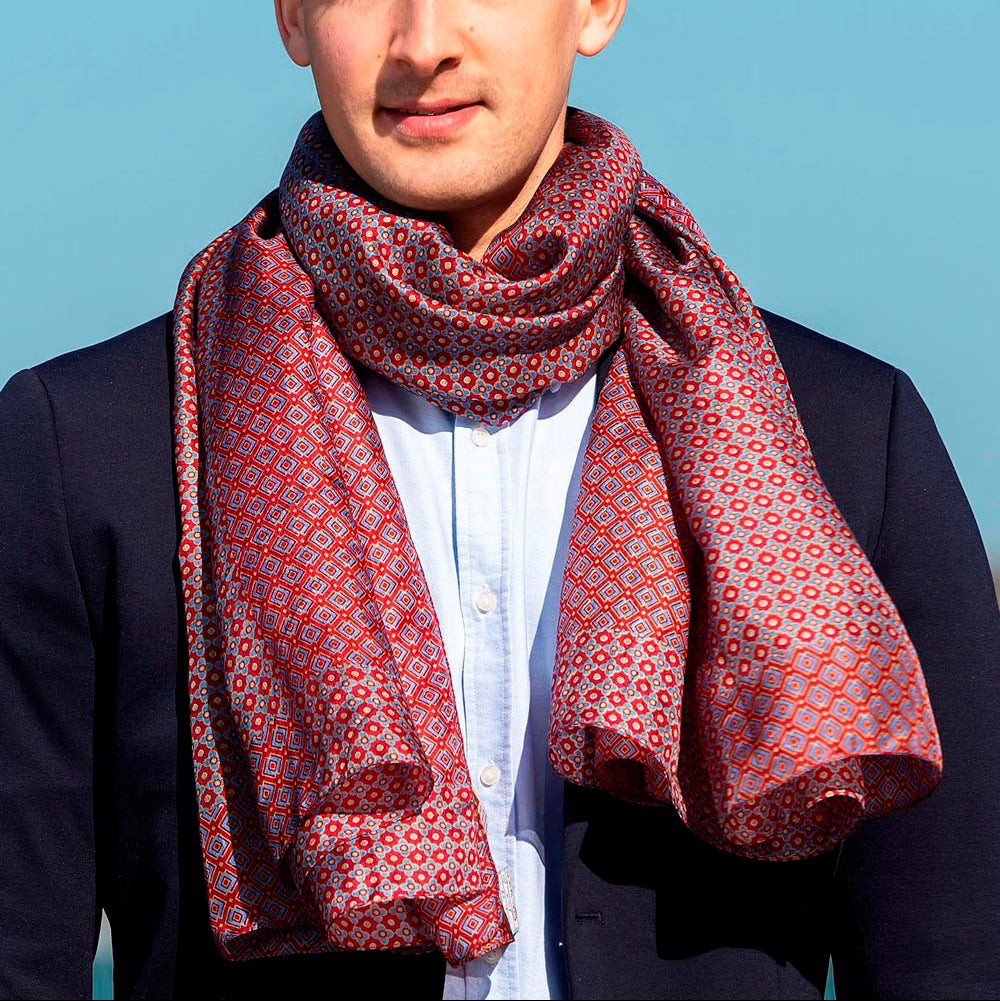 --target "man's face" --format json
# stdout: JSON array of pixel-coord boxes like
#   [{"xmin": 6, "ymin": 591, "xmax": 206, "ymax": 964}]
[{"xmin": 276, "ymin": 1, "xmax": 624, "ymax": 216}]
